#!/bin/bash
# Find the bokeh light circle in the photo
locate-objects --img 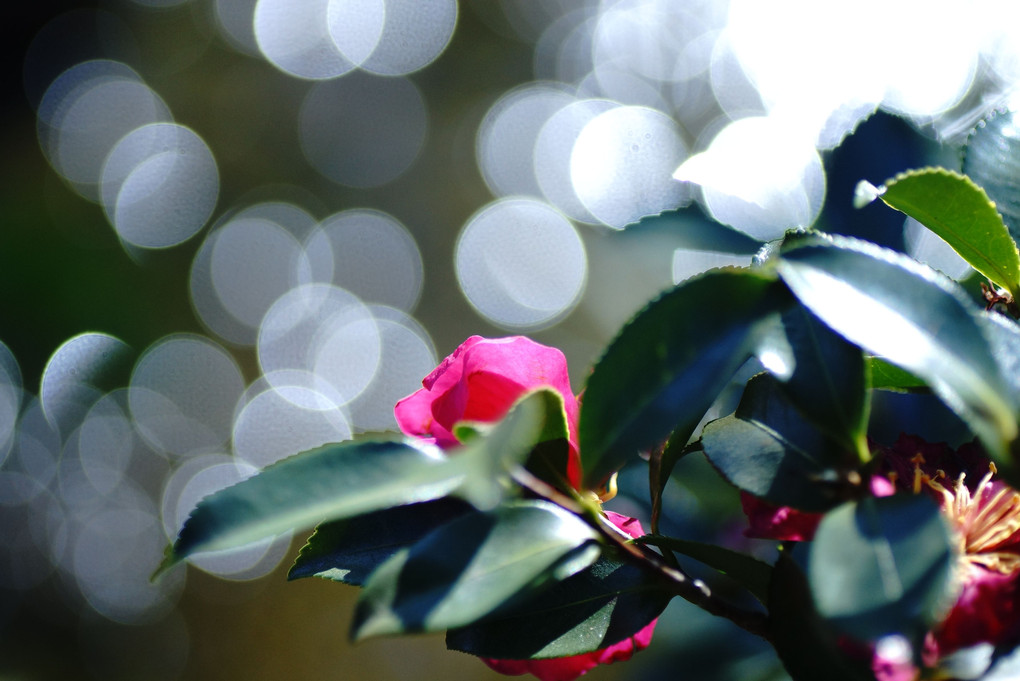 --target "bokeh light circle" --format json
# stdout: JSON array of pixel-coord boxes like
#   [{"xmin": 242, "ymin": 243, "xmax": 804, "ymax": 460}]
[
  {"xmin": 129, "ymin": 335, "xmax": 245, "ymax": 457},
  {"xmin": 571, "ymin": 105, "xmax": 690, "ymax": 228},
  {"xmin": 101, "ymin": 123, "xmax": 219, "ymax": 249},
  {"xmin": 233, "ymin": 384, "xmax": 351, "ymax": 469},
  {"xmin": 674, "ymin": 116, "xmax": 825, "ymax": 241},
  {"xmin": 355, "ymin": 0, "xmax": 458, "ymax": 76},
  {"xmin": 455, "ymin": 197, "xmax": 587, "ymax": 330},
  {"xmin": 40, "ymin": 332, "xmax": 133, "ymax": 438},
  {"xmin": 476, "ymin": 82, "xmax": 576, "ymax": 198},
  {"xmin": 254, "ymin": 0, "xmax": 355, "ymax": 79},
  {"xmin": 37, "ymin": 60, "xmax": 171, "ymax": 200},
  {"xmin": 257, "ymin": 283, "xmax": 381, "ymax": 404},
  {"xmin": 305, "ymin": 209, "xmax": 424, "ymax": 311},
  {"xmin": 347, "ymin": 306, "xmax": 437, "ymax": 432},
  {"xmin": 534, "ymin": 98, "xmax": 618, "ymax": 223}
]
